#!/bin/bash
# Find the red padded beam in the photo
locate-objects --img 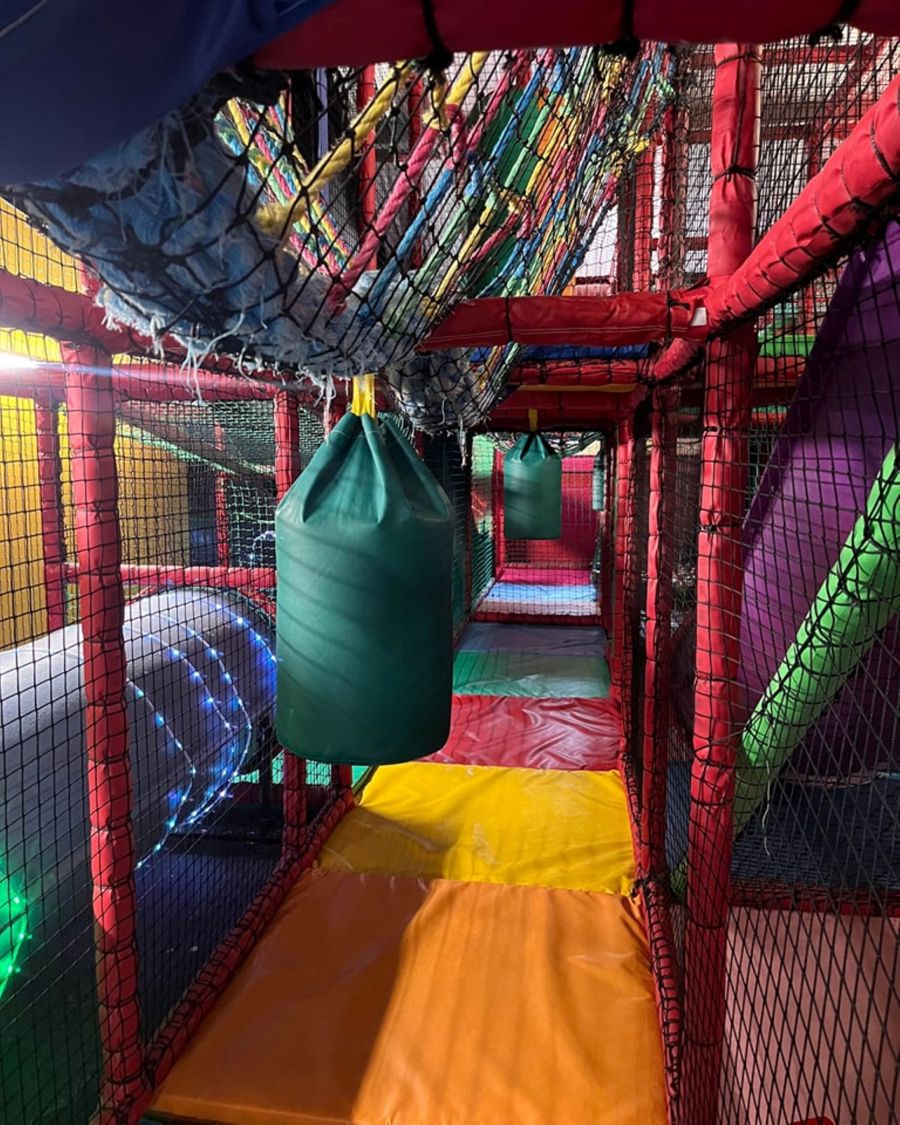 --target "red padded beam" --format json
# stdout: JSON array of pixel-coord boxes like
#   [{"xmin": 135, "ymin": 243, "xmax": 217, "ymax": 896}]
[
  {"xmin": 256, "ymin": 2, "xmax": 900, "ymax": 68},
  {"xmin": 683, "ymin": 44, "xmax": 761, "ymax": 1125},
  {"xmin": 506, "ymin": 360, "xmax": 643, "ymax": 386},
  {"xmin": 63, "ymin": 563, "xmax": 277, "ymax": 589},
  {"xmin": 708, "ymin": 73, "xmax": 900, "ymax": 327},
  {"xmin": 357, "ymin": 66, "xmax": 378, "ymax": 272},
  {"xmin": 63, "ymin": 343, "xmax": 148, "ymax": 1121},
  {"xmin": 421, "ymin": 290, "xmax": 710, "ymax": 351},
  {"xmin": 0, "ymin": 268, "xmax": 123, "ymax": 351},
  {"xmin": 632, "ymin": 147, "xmax": 656, "ymax": 291}
]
